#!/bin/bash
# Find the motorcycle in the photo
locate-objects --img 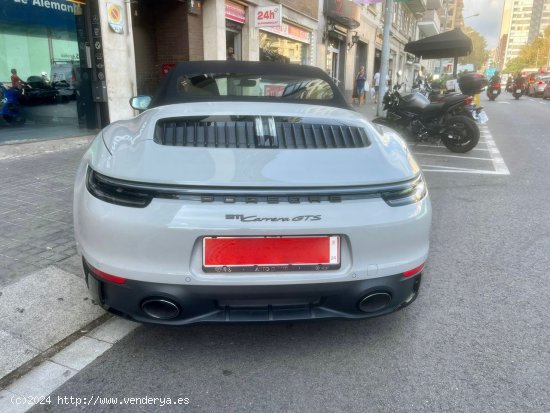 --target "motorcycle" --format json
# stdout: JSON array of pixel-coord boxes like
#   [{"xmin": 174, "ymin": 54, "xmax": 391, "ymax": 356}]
[
  {"xmin": 0, "ymin": 84, "xmax": 26, "ymax": 125},
  {"xmin": 486, "ymin": 82, "xmax": 501, "ymax": 101},
  {"xmin": 413, "ymin": 82, "xmax": 486, "ymax": 123},
  {"xmin": 373, "ymin": 83, "xmax": 480, "ymax": 153},
  {"xmin": 512, "ymin": 83, "xmax": 523, "ymax": 100}
]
